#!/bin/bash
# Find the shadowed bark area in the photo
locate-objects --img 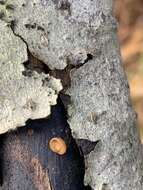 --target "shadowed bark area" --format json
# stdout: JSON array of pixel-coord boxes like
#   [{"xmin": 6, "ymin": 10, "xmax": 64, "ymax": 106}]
[{"xmin": 0, "ymin": 99, "xmax": 86, "ymax": 190}]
